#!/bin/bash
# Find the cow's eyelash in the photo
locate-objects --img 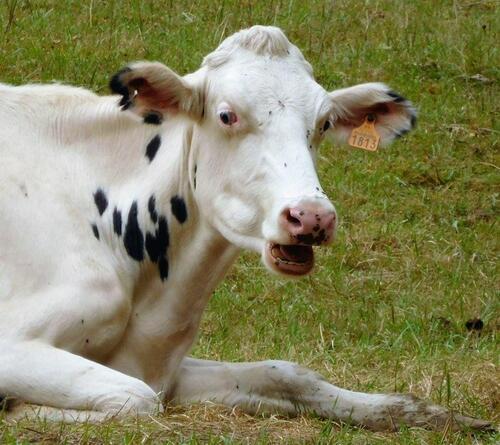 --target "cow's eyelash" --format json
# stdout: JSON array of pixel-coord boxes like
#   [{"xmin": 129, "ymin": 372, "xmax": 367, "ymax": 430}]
[{"xmin": 219, "ymin": 110, "xmax": 238, "ymax": 126}]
